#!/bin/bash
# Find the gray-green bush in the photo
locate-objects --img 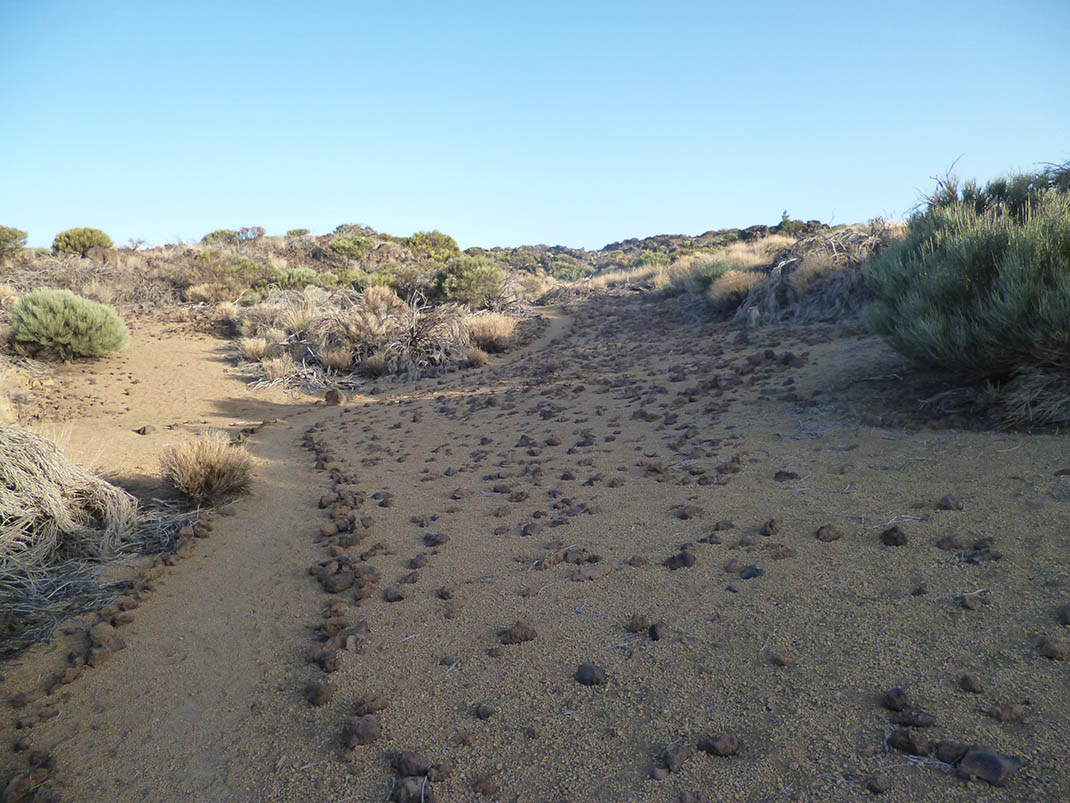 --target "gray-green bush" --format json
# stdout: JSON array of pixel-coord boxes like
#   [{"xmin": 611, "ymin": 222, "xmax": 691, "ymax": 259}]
[
  {"xmin": 10, "ymin": 289, "xmax": 130, "ymax": 359},
  {"xmin": 0, "ymin": 226, "xmax": 27, "ymax": 262},
  {"xmin": 435, "ymin": 256, "xmax": 506, "ymax": 307},
  {"xmin": 863, "ymin": 165, "xmax": 1070, "ymax": 424}
]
